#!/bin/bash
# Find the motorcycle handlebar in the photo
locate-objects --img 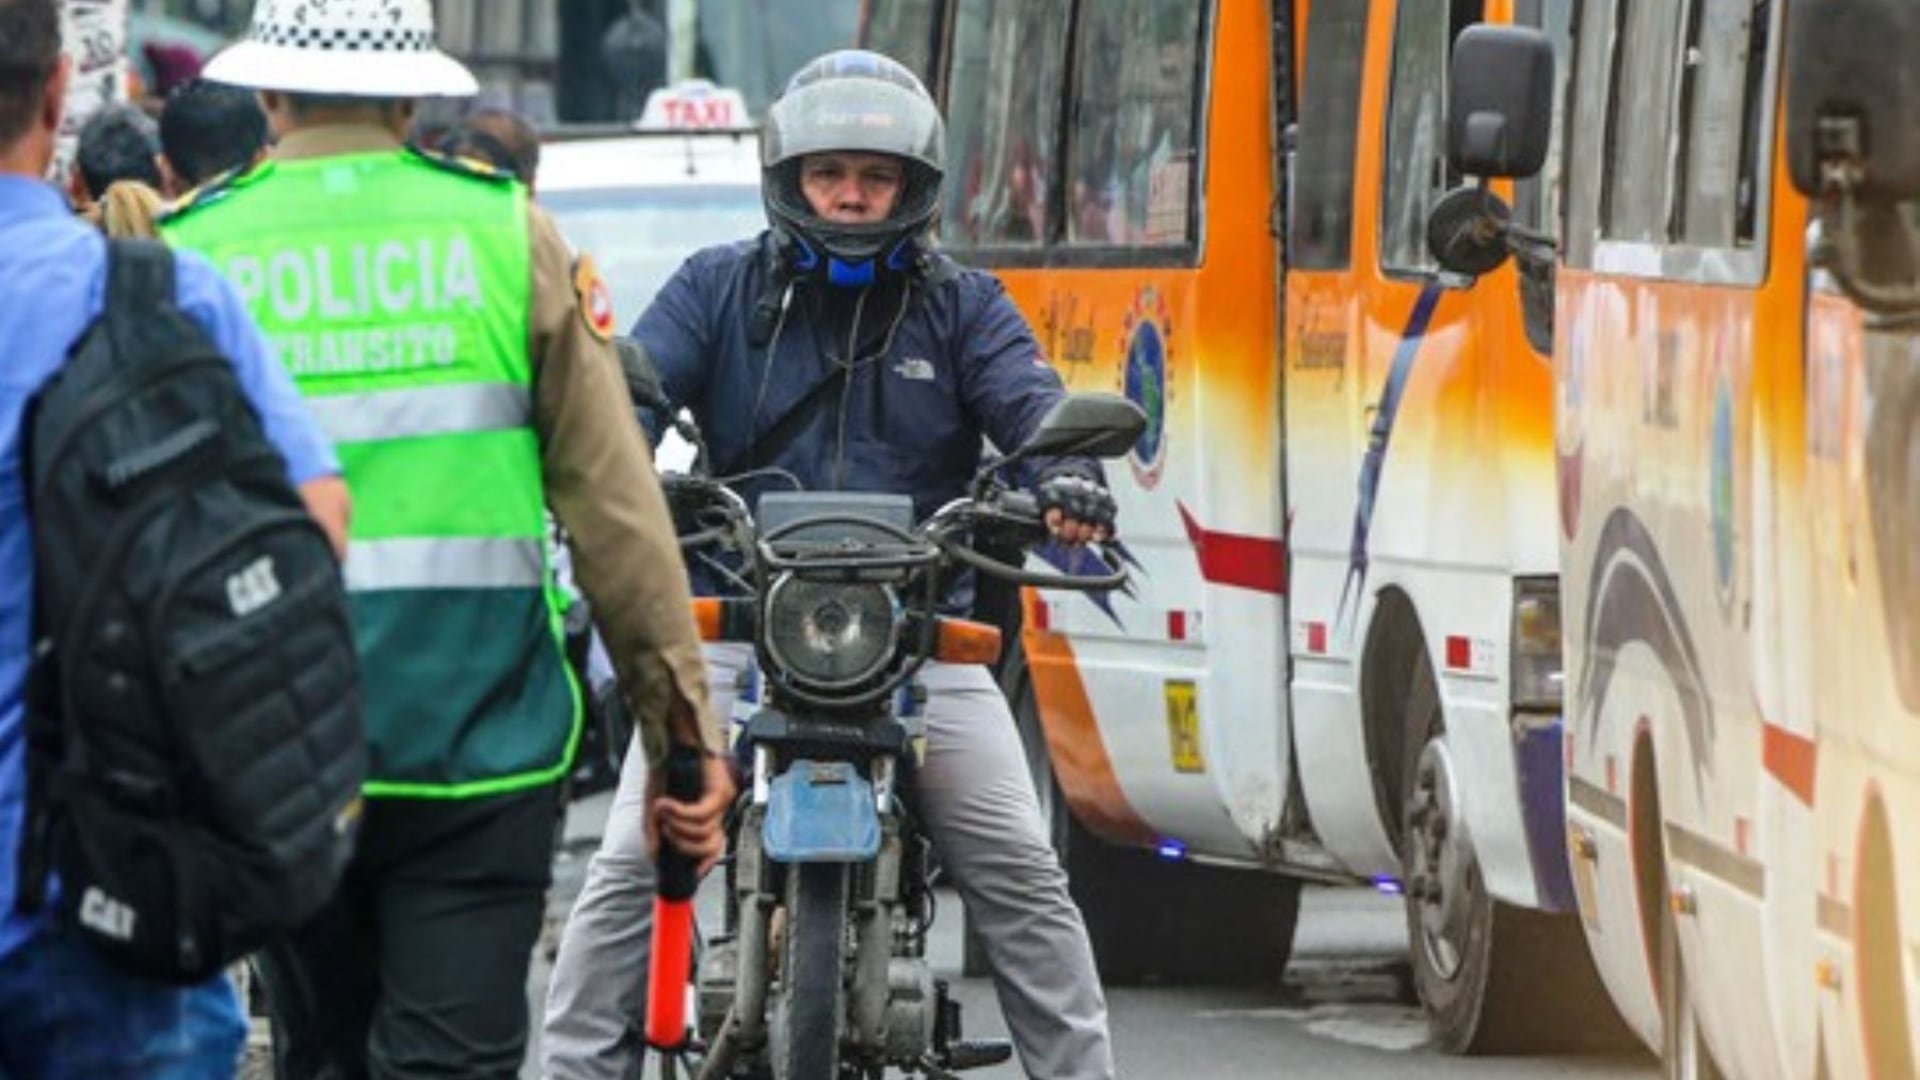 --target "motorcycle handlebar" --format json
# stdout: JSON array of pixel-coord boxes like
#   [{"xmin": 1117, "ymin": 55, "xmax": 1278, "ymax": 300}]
[{"xmin": 663, "ymin": 477, "xmax": 1130, "ymax": 593}]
